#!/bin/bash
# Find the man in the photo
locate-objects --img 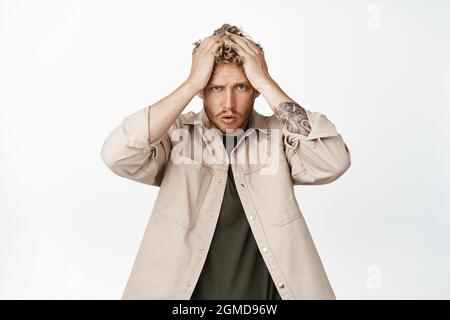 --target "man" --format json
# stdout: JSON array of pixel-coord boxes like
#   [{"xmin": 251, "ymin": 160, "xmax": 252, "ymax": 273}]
[{"xmin": 100, "ymin": 24, "xmax": 351, "ymax": 300}]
